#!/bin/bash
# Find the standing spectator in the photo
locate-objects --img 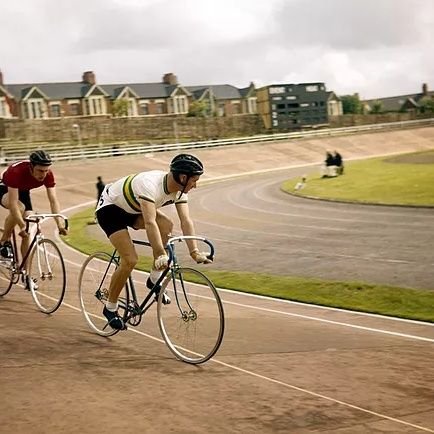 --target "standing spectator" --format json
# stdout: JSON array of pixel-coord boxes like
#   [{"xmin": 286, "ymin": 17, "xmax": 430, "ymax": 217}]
[
  {"xmin": 333, "ymin": 151, "xmax": 344, "ymax": 175},
  {"xmin": 96, "ymin": 176, "xmax": 105, "ymax": 206}
]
